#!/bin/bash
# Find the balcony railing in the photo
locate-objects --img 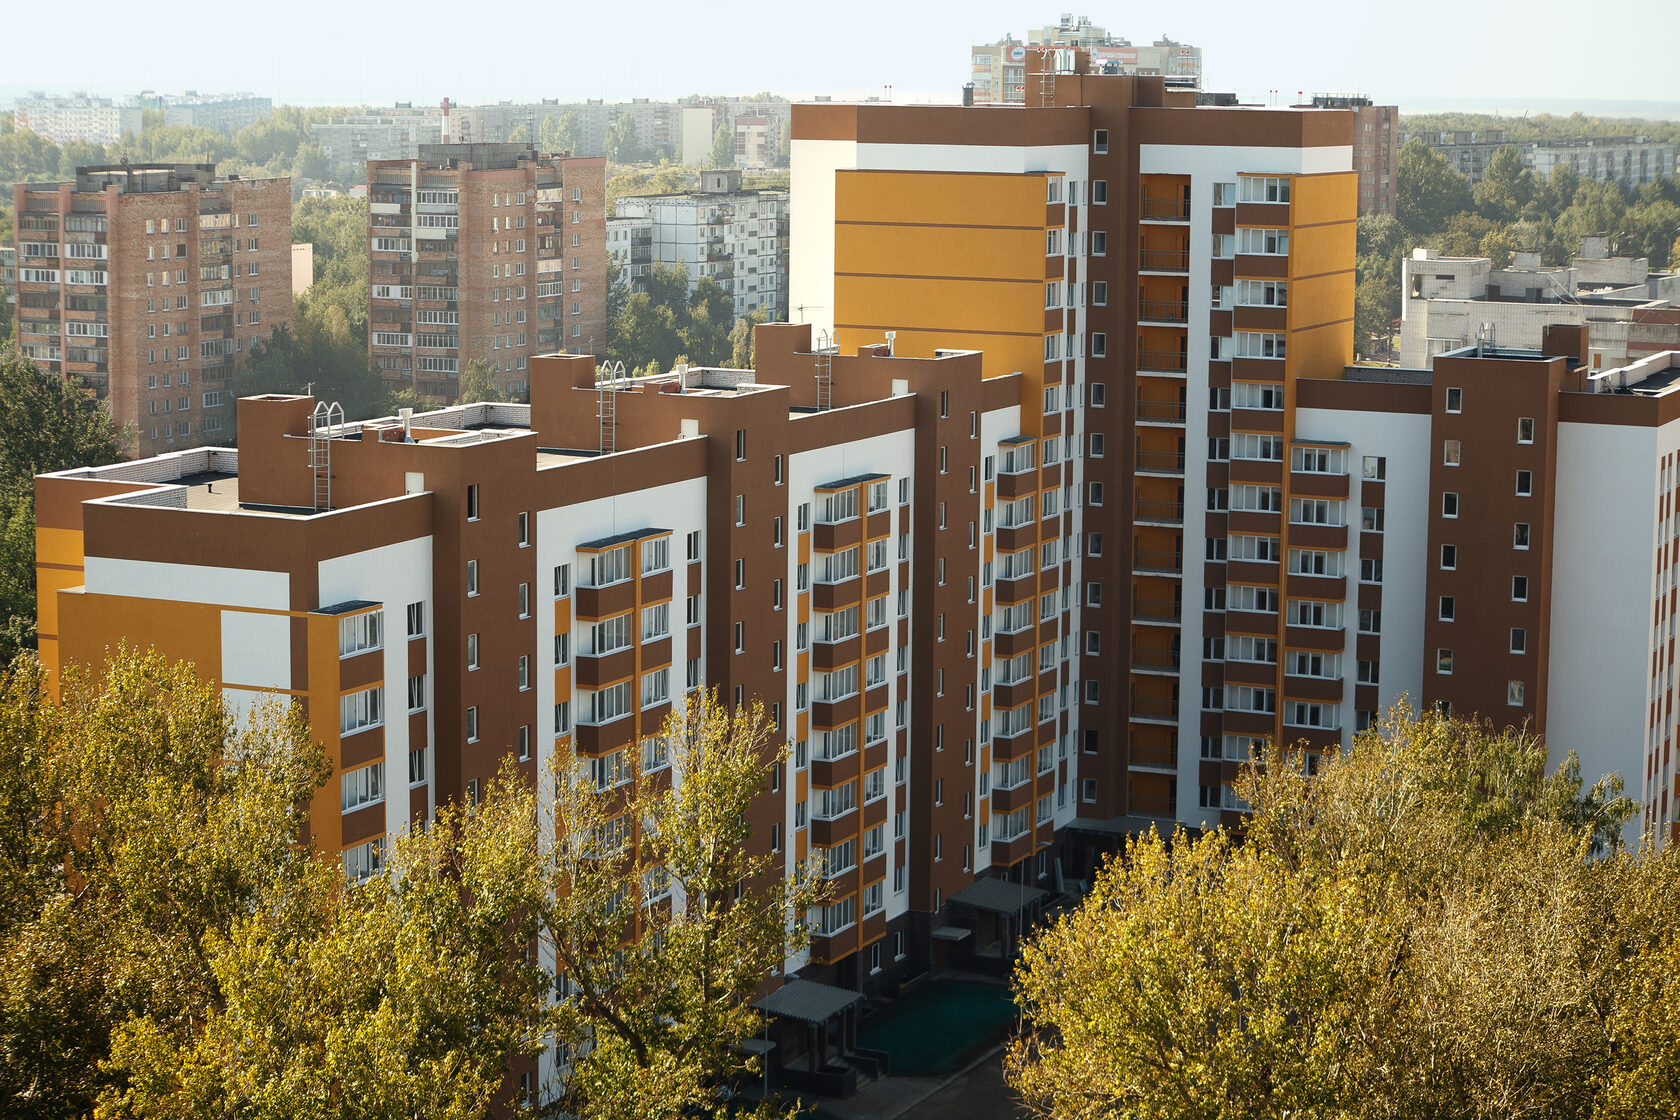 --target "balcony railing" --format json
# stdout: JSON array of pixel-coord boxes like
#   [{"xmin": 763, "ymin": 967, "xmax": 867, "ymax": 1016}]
[
  {"xmin": 1133, "ymin": 550, "xmax": 1184, "ymax": 575},
  {"xmin": 1132, "ymin": 598, "xmax": 1183, "ymax": 623},
  {"xmin": 1136, "ymin": 399, "xmax": 1187, "ymax": 423},
  {"xmin": 1130, "ymin": 697, "xmax": 1179, "ymax": 721},
  {"xmin": 1131, "ymin": 647, "xmax": 1181, "ymax": 673},
  {"xmin": 1139, "ymin": 196, "xmax": 1191, "ymax": 221},
  {"xmin": 1139, "ymin": 249, "xmax": 1190, "ymax": 273},
  {"xmin": 1136, "ymin": 450, "xmax": 1185, "ymax": 475},
  {"xmin": 1138, "ymin": 350, "xmax": 1188, "ymax": 373},
  {"xmin": 1138, "ymin": 300, "xmax": 1189, "ymax": 323},
  {"xmin": 1134, "ymin": 499, "xmax": 1184, "ymax": 524},
  {"xmin": 1130, "ymin": 742, "xmax": 1180, "ymax": 768}
]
